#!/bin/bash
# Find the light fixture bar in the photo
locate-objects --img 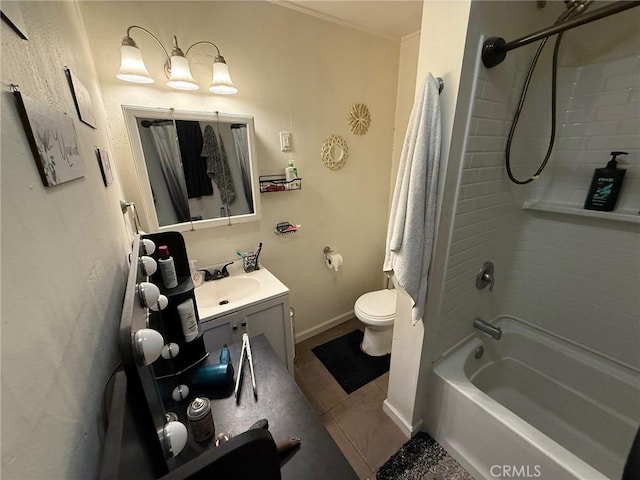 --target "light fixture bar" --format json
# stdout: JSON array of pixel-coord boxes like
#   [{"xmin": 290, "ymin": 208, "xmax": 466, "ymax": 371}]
[{"xmin": 117, "ymin": 27, "xmax": 238, "ymax": 94}]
